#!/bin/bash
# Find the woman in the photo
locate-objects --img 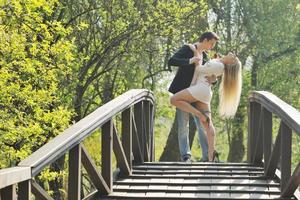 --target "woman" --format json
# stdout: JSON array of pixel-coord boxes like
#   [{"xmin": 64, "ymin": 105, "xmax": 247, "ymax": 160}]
[{"xmin": 170, "ymin": 46, "xmax": 242, "ymax": 162}]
